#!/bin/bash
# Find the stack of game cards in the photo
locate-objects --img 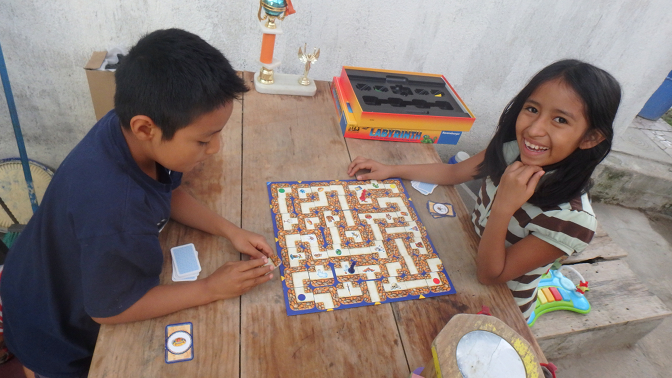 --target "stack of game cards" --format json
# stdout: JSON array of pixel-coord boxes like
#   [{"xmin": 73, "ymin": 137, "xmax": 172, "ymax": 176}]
[
  {"xmin": 411, "ymin": 180, "xmax": 438, "ymax": 195},
  {"xmin": 171, "ymin": 243, "xmax": 201, "ymax": 282}
]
